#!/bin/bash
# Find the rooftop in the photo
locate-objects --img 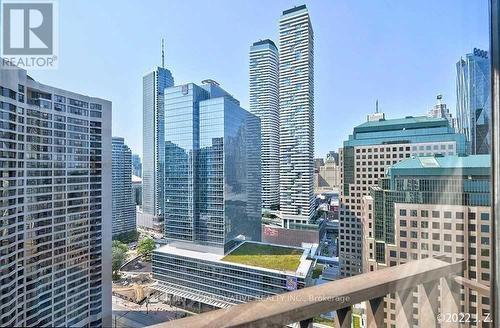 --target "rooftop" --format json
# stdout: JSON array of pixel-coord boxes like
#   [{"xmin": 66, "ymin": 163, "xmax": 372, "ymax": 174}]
[
  {"xmin": 251, "ymin": 39, "xmax": 277, "ymax": 50},
  {"xmin": 154, "ymin": 241, "xmax": 312, "ymax": 276},
  {"xmin": 344, "ymin": 115, "xmax": 465, "ymax": 149},
  {"xmin": 222, "ymin": 242, "xmax": 303, "ymax": 272},
  {"xmin": 388, "ymin": 155, "xmax": 491, "ymax": 176},
  {"xmin": 282, "ymin": 4, "xmax": 307, "ymax": 16},
  {"xmin": 354, "ymin": 116, "xmax": 448, "ymax": 133}
]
